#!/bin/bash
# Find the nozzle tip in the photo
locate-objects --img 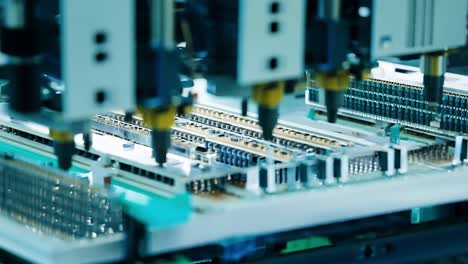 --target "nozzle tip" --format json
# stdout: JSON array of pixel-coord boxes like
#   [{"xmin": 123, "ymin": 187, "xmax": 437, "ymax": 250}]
[
  {"xmin": 324, "ymin": 90, "xmax": 344, "ymax": 124},
  {"xmin": 154, "ymin": 150, "xmax": 168, "ymax": 165},
  {"xmin": 327, "ymin": 110, "xmax": 338, "ymax": 123},
  {"xmin": 262, "ymin": 130, "xmax": 274, "ymax": 141},
  {"xmin": 54, "ymin": 141, "xmax": 75, "ymax": 170},
  {"xmin": 258, "ymin": 106, "xmax": 279, "ymax": 141},
  {"xmin": 83, "ymin": 133, "xmax": 92, "ymax": 151},
  {"xmin": 151, "ymin": 129, "xmax": 171, "ymax": 166}
]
